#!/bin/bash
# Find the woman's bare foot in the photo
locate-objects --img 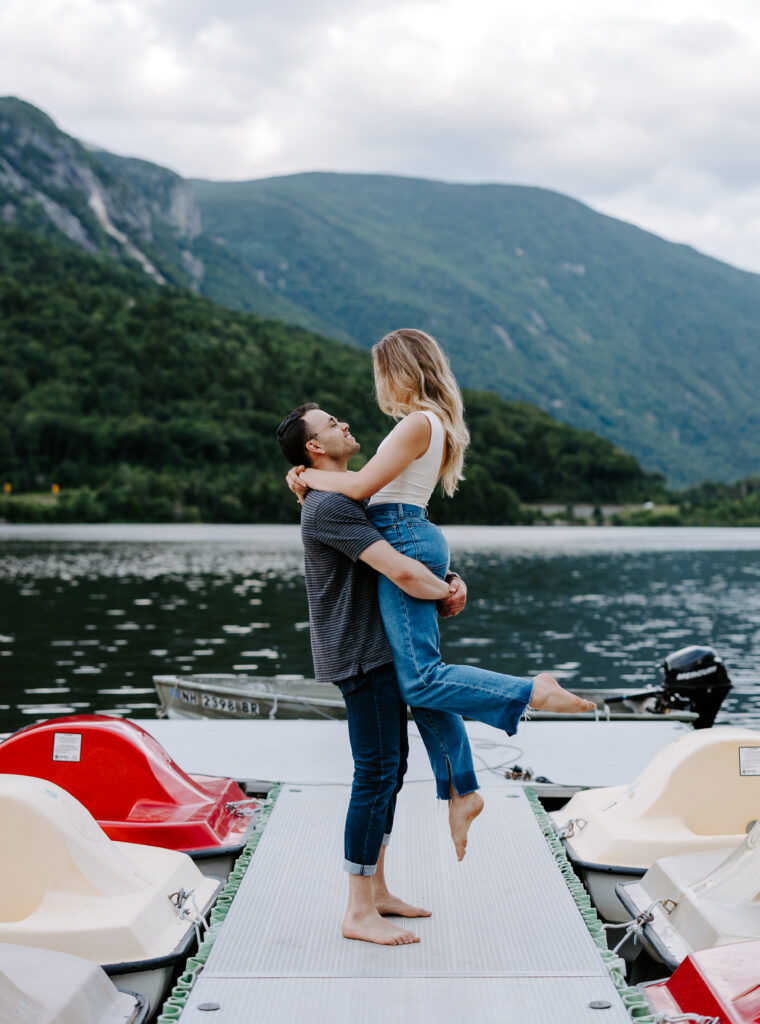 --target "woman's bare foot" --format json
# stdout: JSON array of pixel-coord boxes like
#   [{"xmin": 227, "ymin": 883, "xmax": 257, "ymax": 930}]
[
  {"xmin": 449, "ymin": 789, "xmax": 484, "ymax": 861},
  {"xmin": 529, "ymin": 672, "xmax": 596, "ymax": 714},
  {"xmin": 342, "ymin": 907, "xmax": 420, "ymax": 945}
]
